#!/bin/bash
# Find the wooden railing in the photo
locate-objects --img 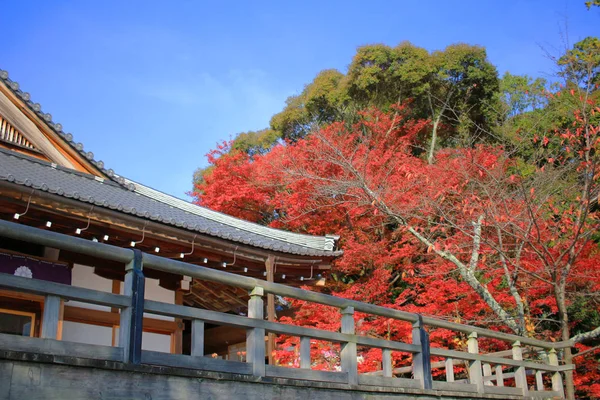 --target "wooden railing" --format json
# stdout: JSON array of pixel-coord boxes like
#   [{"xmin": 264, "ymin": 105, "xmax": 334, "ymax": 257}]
[{"xmin": 0, "ymin": 219, "xmax": 573, "ymax": 398}]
